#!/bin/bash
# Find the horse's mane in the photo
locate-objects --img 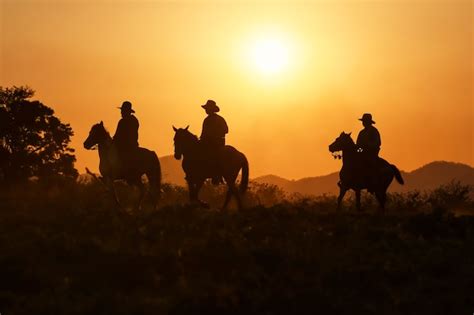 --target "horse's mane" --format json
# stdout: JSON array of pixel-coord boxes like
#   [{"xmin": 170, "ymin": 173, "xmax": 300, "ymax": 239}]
[
  {"xmin": 341, "ymin": 131, "xmax": 355, "ymax": 144},
  {"xmin": 183, "ymin": 129, "xmax": 199, "ymax": 142},
  {"xmin": 347, "ymin": 134, "xmax": 355, "ymax": 144},
  {"xmin": 96, "ymin": 123, "xmax": 111, "ymax": 138}
]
